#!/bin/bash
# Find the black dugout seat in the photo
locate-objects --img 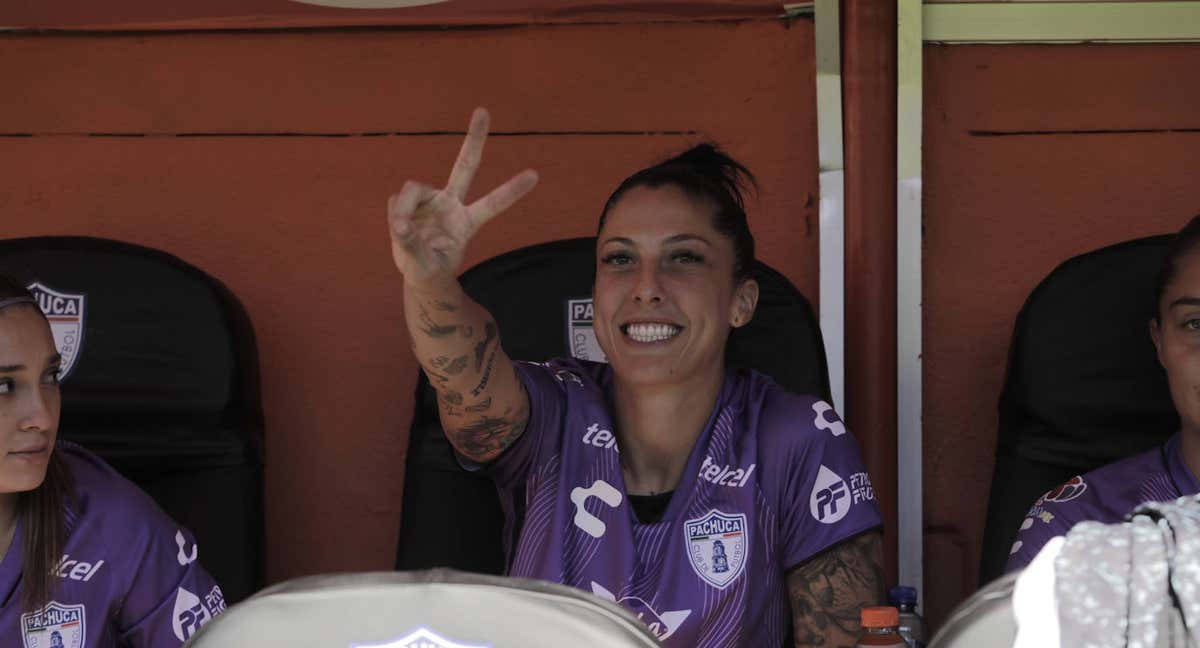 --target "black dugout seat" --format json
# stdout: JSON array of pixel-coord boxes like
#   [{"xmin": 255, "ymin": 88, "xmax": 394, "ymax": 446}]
[
  {"xmin": 0, "ymin": 236, "xmax": 264, "ymax": 603},
  {"xmin": 978, "ymin": 235, "xmax": 1178, "ymax": 584},
  {"xmin": 397, "ymin": 236, "xmax": 831, "ymax": 574}
]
